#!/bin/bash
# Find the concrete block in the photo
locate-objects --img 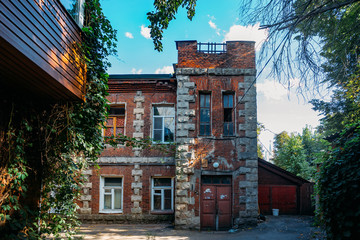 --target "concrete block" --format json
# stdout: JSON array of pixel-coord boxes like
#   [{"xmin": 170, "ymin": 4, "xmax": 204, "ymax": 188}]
[
  {"xmin": 81, "ymin": 195, "xmax": 91, "ymax": 201},
  {"xmin": 131, "ymin": 182, "xmax": 142, "ymax": 189},
  {"xmin": 131, "ymin": 195, "xmax": 142, "ymax": 202},
  {"xmin": 177, "ymin": 102, "xmax": 189, "ymax": 109},
  {"xmin": 132, "ymin": 169, "xmax": 143, "ymax": 176},
  {"xmin": 133, "ymin": 108, "xmax": 144, "ymax": 114},
  {"xmin": 131, "ymin": 207, "xmax": 142, "ymax": 214},
  {"xmin": 133, "ymin": 132, "xmax": 144, "ymax": 139}
]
